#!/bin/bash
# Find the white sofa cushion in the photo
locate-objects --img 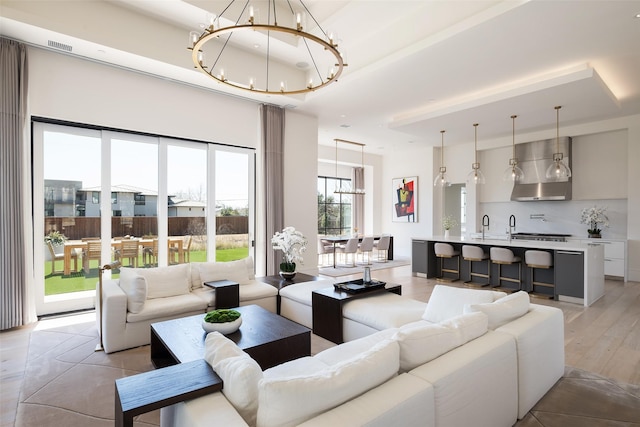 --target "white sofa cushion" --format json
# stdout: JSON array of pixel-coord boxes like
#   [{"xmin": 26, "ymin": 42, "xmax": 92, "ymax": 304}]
[
  {"xmin": 257, "ymin": 338, "xmax": 400, "ymax": 427},
  {"xmin": 278, "ymin": 279, "xmax": 336, "ymax": 305},
  {"xmin": 422, "ymin": 284, "xmax": 506, "ymax": 323},
  {"xmin": 204, "ymin": 332, "xmax": 263, "ymax": 426},
  {"xmin": 198, "ymin": 259, "xmax": 251, "ymax": 286},
  {"xmin": 464, "ymin": 290, "xmax": 530, "ymax": 329},
  {"xmin": 342, "ymin": 293, "xmax": 427, "ymax": 330},
  {"xmin": 393, "ymin": 312, "xmax": 488, "ymax": 372},
  {"xmin": 118, "ymin": 268, "xmax": 147, "ymax": 313},
  {"xmin": 124, "ymin": 264, "xmax": 191, "ymax": 299},
  {"xmin": 126, "ymin": 293, "xmax": 207, "ymax": 323},
  {"xmin": 314, "ymin": 329, "xmax": 397, "ymax": 366}
]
